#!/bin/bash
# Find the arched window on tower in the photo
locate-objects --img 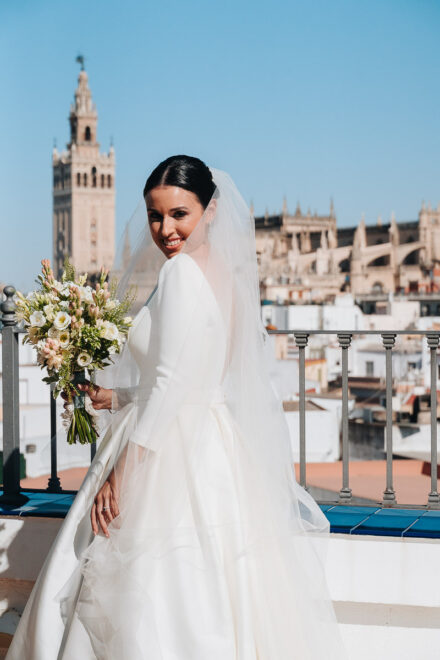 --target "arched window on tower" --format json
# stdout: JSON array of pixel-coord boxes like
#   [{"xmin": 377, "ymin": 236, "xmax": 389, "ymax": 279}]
[
  {"xmin": 85, "ymin": 126, "xmax": 92, "ymax": 142},
  {"xmin": 83, "ymin": 173, "xmax": 88, "ymax": 187},
  {"xmin": 101, "ymin": 174, "xmax": 105, "ymax": 188},
  {"xmin": 92, "ymin": 166, "xmax": 97, "ymax": 188},
  {"xmin": 76, "ymin": 172, "xmax": 81, "ymax": 186},
  {"xmin": 107, "ymin": 174, "xmax": 112, "ymax": 188}
]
